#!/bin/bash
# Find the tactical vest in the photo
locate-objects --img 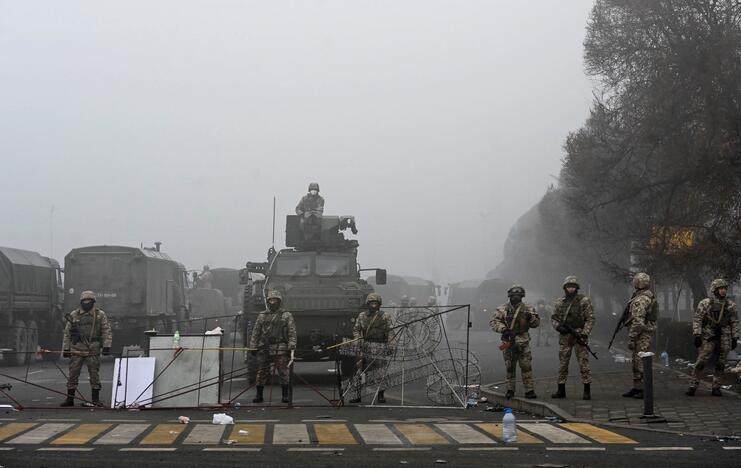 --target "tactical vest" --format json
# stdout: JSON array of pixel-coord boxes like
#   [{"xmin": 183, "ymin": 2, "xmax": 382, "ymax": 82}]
[
  {"xmin": 74, "ymin": 309, "xmax": 102, "ymax": 343},
  {"xmin": 362, "ymin": 312, "xmax": 388, "ymax": 342},
  {"xmin": 505, "ymin": 304, "xmax": 529, "ymax": 334},
  {"xmin": 265, "ymin": 311, "xmax": 290, "ymax": 345},
  {"xmin": 555, "ymin": 294, "xmax": 586, "ymax": 329},
  {"xmin": 708, "ymin": 300, "xmax": 730, "ymax": 327},
  {"xmin": 634, "ymin": 290, "xmax": 658, "ymax": 322}
]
